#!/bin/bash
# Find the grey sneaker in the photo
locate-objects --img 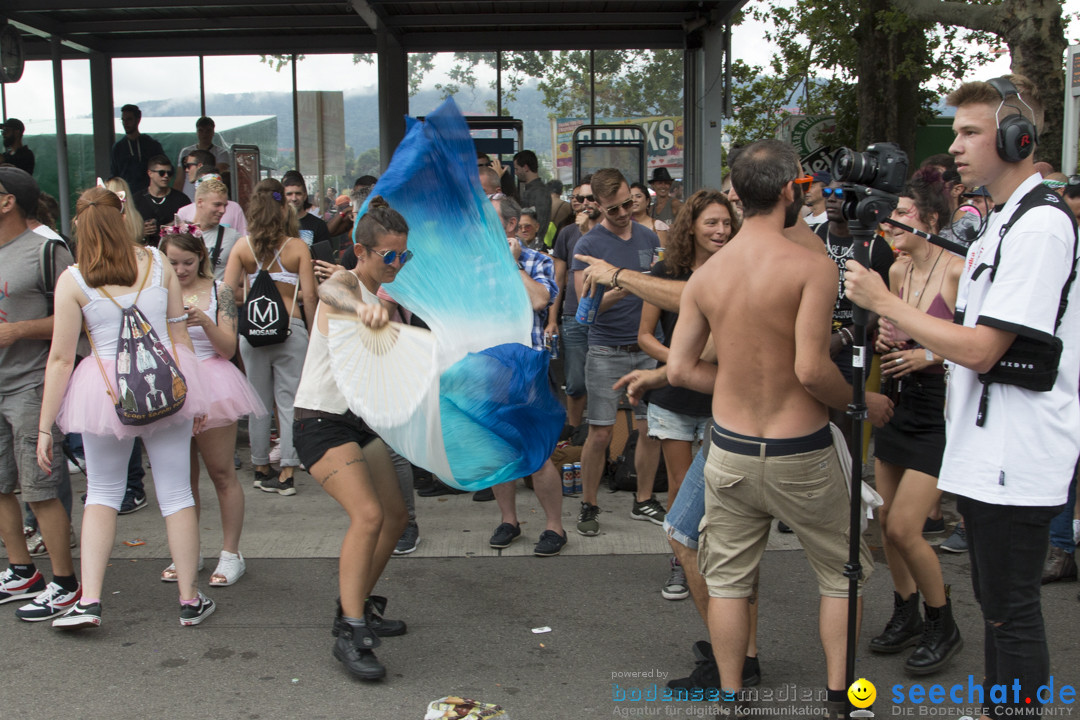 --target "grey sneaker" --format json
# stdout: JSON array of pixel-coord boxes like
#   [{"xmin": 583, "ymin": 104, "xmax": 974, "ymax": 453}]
[
  {"xmin": 662, "ymin": 556, "xmax": 689, "ymax": 600},
  {"xmin": 631, "ymin": 496, "xmax": 666, "ymax": 525},
  {"xmin": 940, "ymin": 522, "xmax": 967, "ymax": 554},
  {"xmin": 577, "ymin": 502, "xmax": 600, "ymax": 536},
  {"xmin": 393, "ymin": 522, "xmax": 420, "ymax": 555}
]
